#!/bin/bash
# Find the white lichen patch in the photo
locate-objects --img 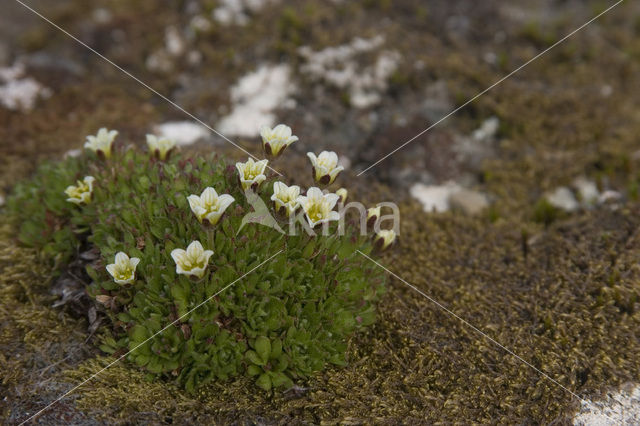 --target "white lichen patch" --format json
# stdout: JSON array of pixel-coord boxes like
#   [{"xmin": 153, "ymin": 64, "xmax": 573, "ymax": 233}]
[
  {"xmin": 410, "ymin": 182, "xmax": 462, "ymax": 213},
  {"xmin": 472, "ymin": 116, "xmax": 500, "ymax": 142},
  {"xmin": 574, "ymin": 384, "xmax": 640, "ymax": 425},
  {"xmin": 0, "ymin": 62, "xmax": 52, "ymax": 111},
  {"xmin": 217, "ymin": 64, "xmax": 296, "ymax": 138},
  {"xmin": 410, "ymin": 182, "xmax": 489, "ymax": 215},
  {"xmin": 546, "ymin": 186, "xmax": 579, "ymax": 212},
  {"xmin": 153, "ymin": 121, "xmax": 211, "ymax": 146},
  {"xmin": 213, "ymin": 0, "xmax": 280, "ymax": 26},
  {"xmin": 165, "ymin": 26, "xmax": 186, "ymax": 57},
  {"xmin": 573, "ymin": 177, "xmax": 599, "ymax": 205},
  {"xmin": 298, "ymin": 36, "xmax": 400, "ymax": 109}
]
